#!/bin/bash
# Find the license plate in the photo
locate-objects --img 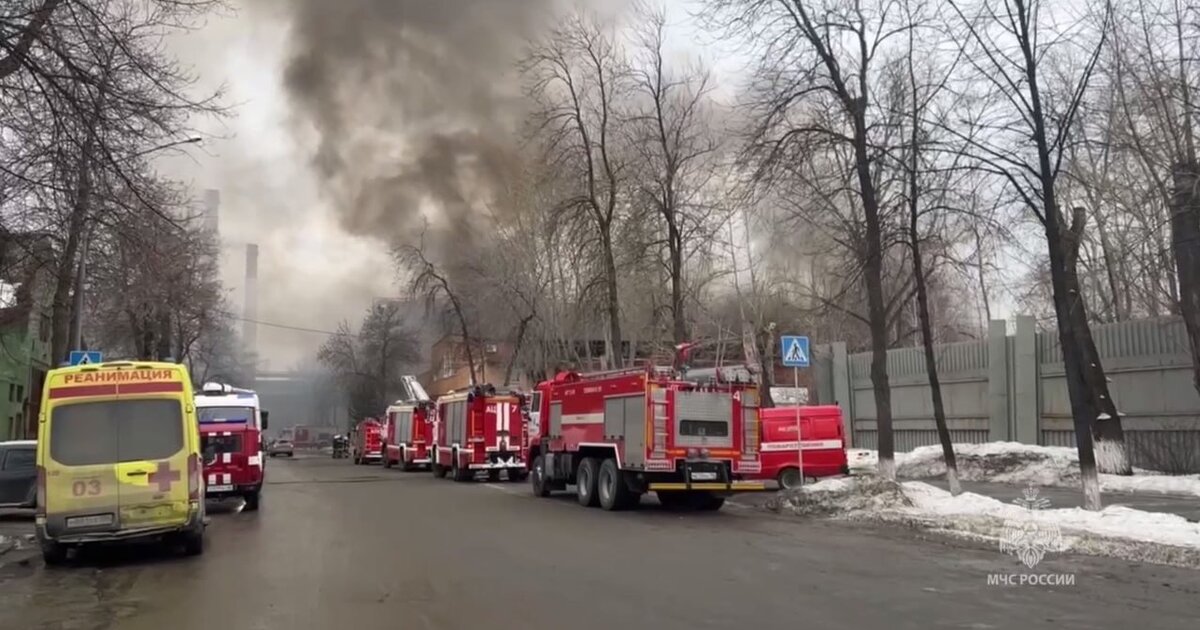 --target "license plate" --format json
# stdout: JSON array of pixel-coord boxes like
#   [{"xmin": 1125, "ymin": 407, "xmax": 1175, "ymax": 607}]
[
  {"xmin": 67, "ymin": 514, "xmax": 114, "ymax": 528},
  {"xmin": 207, "ymin": 484, "xmax": 234, "ymax": 493},
  {"xmin": 690, "ymin": 471, "xmax": 718, "ymax": 481}
]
